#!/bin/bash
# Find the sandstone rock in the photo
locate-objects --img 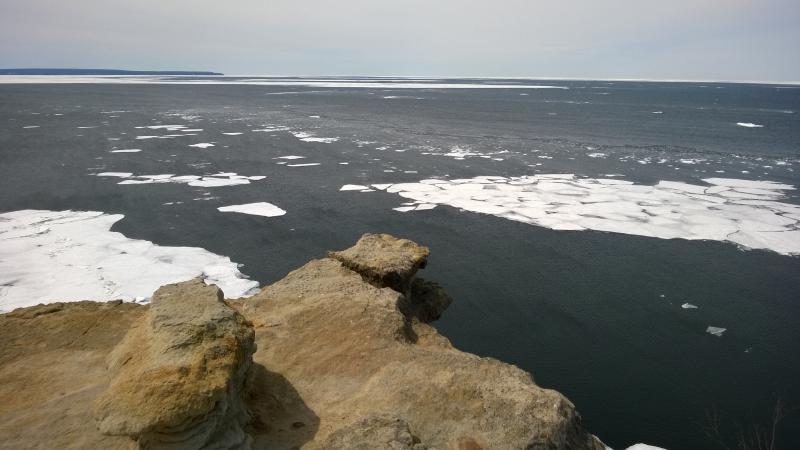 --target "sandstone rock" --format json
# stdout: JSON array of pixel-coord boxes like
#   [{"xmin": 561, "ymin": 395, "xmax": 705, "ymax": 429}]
[
  {"xmin": 93, "ymin": 279, "xmax": 255, "ymax": 450},
  {"xmin": 0, "ymin": 234, "xmax": 605, "ymax": 450},
  {"xmin": 0, "ymin": 300, "xmax": 143, "ymax": 450},
  {"xmin": 328, "ymin": 233, "xmax": 429, "ymax": 292},
  {"xmin": 233, "ymin": 235, "xmax": 604, "ymax": 449},
  {"xmin": 402, "ymin": 278, "xmax": 453, "ymax": 323},
  {"xmin": 323, "ymin": 415, "xmax": 428, "ymax": 450}
]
